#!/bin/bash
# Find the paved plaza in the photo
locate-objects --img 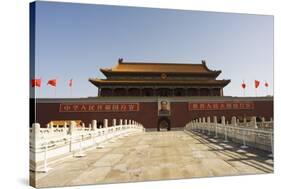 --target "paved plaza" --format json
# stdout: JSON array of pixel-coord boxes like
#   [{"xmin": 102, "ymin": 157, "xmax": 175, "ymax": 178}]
[{"xmin": 32, "ymin": 131, "xmax": 273, "ymax": 188}]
